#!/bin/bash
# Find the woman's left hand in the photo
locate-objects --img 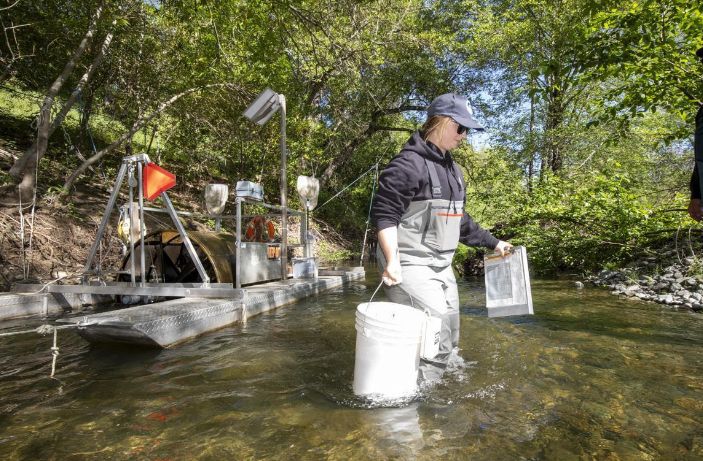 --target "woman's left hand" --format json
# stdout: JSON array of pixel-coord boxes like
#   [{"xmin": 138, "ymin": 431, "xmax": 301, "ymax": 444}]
[{"xmin": 494, "ymin": 240, "xmax": 513, "ymax": 256}]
